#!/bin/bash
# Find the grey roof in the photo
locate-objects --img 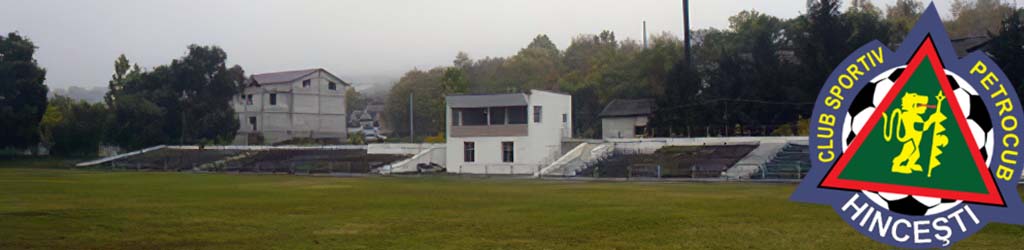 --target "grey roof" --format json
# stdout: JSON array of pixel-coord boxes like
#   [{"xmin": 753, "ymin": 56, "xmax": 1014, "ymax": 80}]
[
  {"xmin": 599, "ymin": 99, "xmax": 654, "ymax": 118},
  {"xmin": 250, "ymin": 68, "xmax": 350, "ymax": 86},
  {"xmin": 952, "ymin": 36, "xmax": 990, "ymax": 57},
  {"xmin": 365, "ymin": 103, "xmax": 385, "ymax": 113},
  {"xmin": 446, "ymin": 93, "xmax": 528, "ymax": 108}
]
